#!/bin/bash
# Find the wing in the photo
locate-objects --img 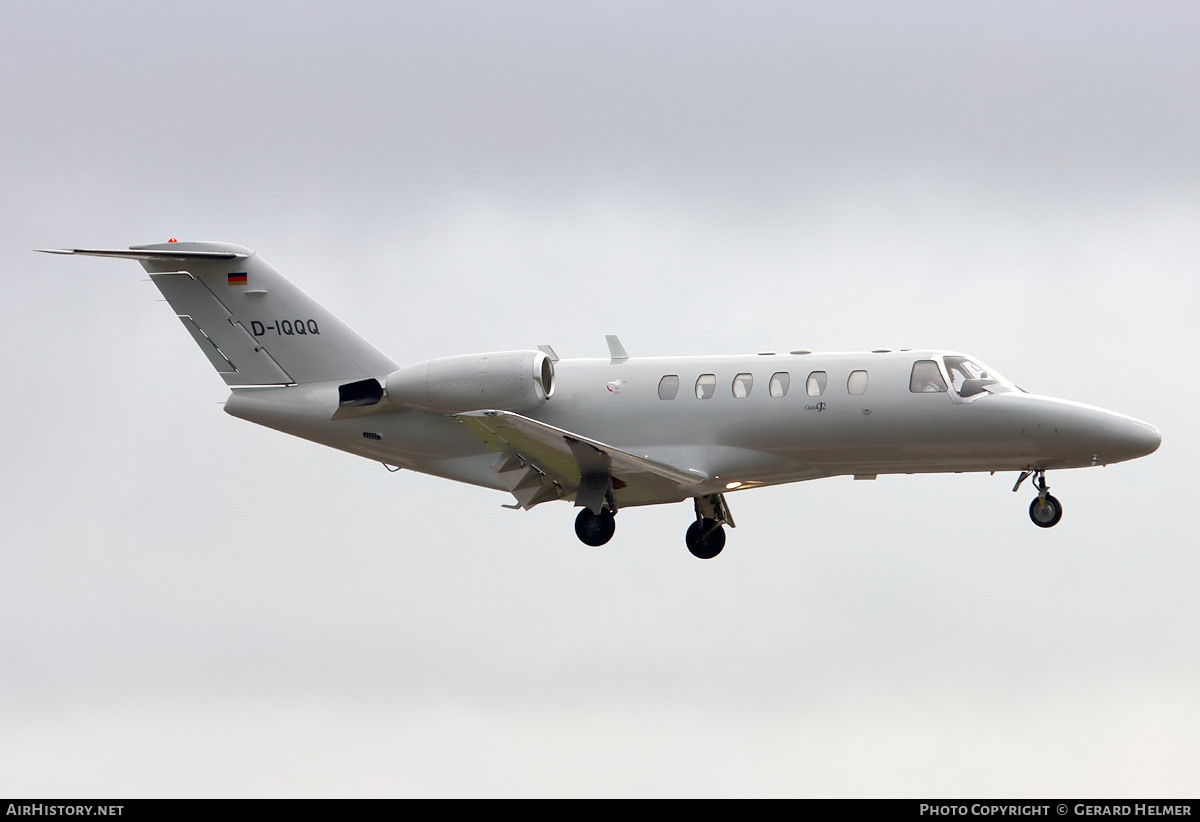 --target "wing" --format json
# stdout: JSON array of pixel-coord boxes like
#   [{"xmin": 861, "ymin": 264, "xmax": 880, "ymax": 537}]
[{"xmin": 455, "ymin": 410, "xmax": 706, "ymax": 511}]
